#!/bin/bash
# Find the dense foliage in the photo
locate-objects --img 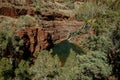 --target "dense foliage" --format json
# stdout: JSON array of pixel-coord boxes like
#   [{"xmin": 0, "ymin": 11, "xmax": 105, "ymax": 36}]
[
  {"xmin": 30, "ymin": 49, "xmax": 112, "ymax": 80},
  {"xmin": 0, "ymin": 18, "xmax": 31, "ymax": 80}
]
